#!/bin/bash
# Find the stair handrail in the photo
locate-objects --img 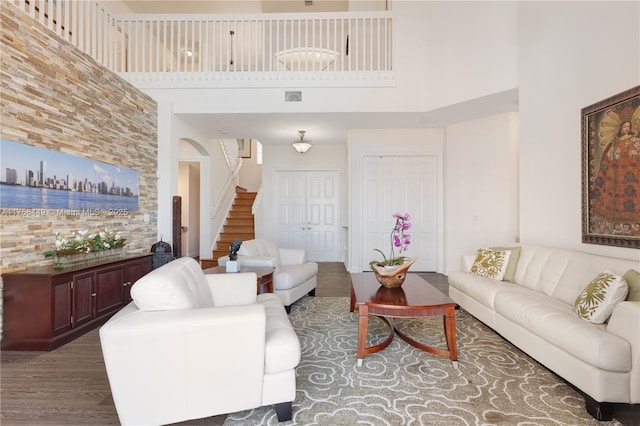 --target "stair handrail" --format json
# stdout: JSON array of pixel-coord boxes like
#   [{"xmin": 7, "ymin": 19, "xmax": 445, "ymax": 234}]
[
  {"xmin": 219, "ymin": 138, "xmax": 240, "ymax": 173},
  {"xmin": 211, "ymin": 159, "xmax": 241, "ymax": 220},
  {"xmin": 251, "ymin": 184, "xmax": 263, "ymax": 238},
  {"xmin": 209, "ymin": 156, "xmax": 242, "ymax": 254},
  {"xmin": 252, "ymin": 184, "xmax": 263, "ymax": 216}
]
